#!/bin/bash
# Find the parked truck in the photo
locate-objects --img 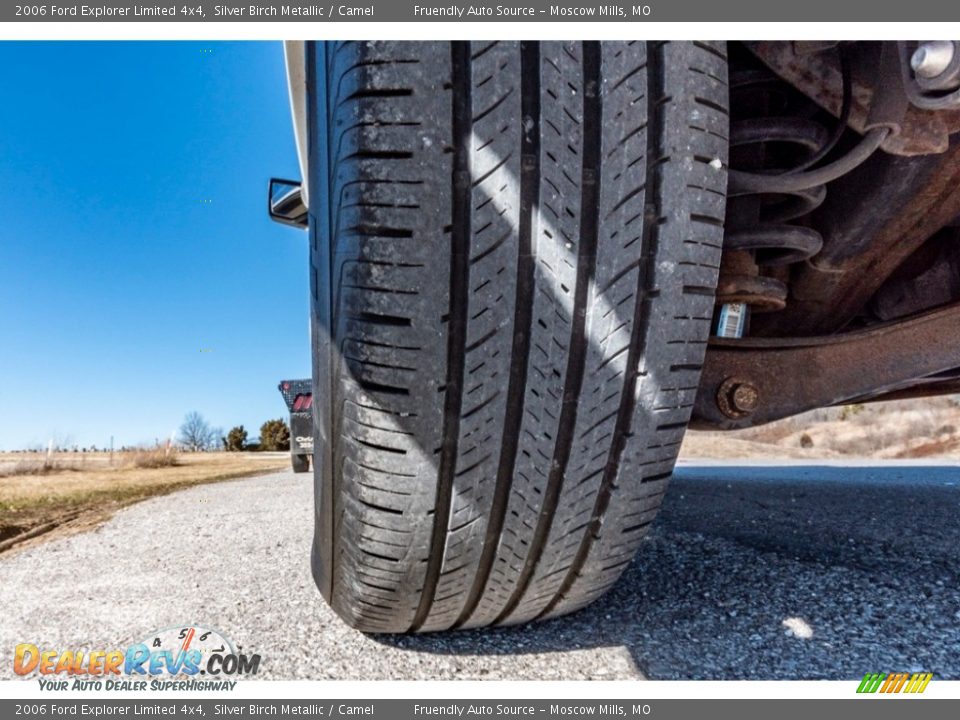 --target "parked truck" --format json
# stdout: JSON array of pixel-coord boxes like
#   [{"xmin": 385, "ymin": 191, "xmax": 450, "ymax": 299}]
[
  {"xmin": 270, "ymin": 40, "xmax": 960, "ymax": 633},
  {"xmin": 277, "ymin": 379, "xmax": 313, "ymax": 473}
]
